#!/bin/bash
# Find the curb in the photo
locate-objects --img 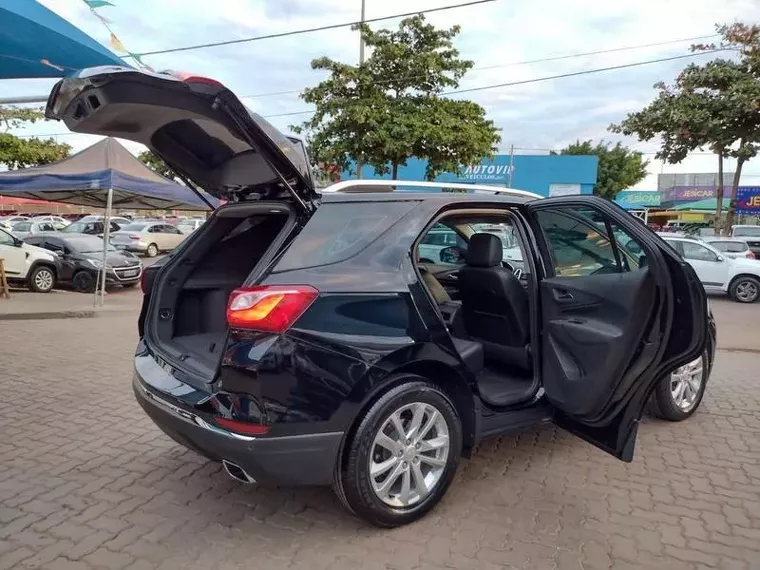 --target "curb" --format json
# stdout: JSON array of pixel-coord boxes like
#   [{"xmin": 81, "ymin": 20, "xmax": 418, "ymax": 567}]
[{"xmin": 0, "ymin": 310, "xmax": 98, "ymax": 321}]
